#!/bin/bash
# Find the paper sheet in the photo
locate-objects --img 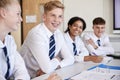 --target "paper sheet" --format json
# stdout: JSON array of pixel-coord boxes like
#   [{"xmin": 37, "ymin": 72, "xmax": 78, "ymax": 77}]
[
  {"xmin": 70, "ymin": 64, "xmax": 120, "ymax": 80},
  {"xmin": 71, "ymin": 70, "xmax": 120, "ymax": 80}
]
